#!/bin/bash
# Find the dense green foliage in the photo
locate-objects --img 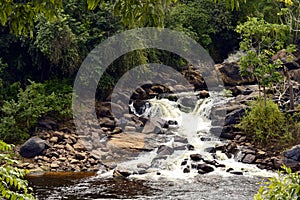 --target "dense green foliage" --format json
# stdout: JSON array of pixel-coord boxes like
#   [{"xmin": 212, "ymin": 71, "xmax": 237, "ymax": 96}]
[
  {"xmin": 238, "ymin": 99, "xmax": 287, "ymax": 143},
  {"xmin": 166, "ymin": 0, "xmax": 238, "ymax": 61},
  {"xmin": 0, "ymin": 140, "xmax": 34, "ymax": 200},
  {"xmin": 0, "ymin": 80, "xmax": 72, "ymax": 143},
  {"xmin": 255, "ymin": 165, "xmax": 300, "ymax": 200}
]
